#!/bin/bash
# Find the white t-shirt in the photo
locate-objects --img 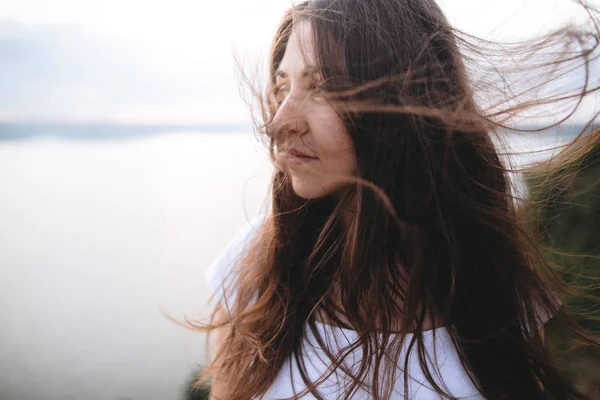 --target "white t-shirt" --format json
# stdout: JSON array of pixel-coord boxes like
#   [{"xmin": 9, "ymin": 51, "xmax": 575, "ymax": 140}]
[{"xmin": 205, "ymin": 215, "xmax": 485, "ymax": 399}]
